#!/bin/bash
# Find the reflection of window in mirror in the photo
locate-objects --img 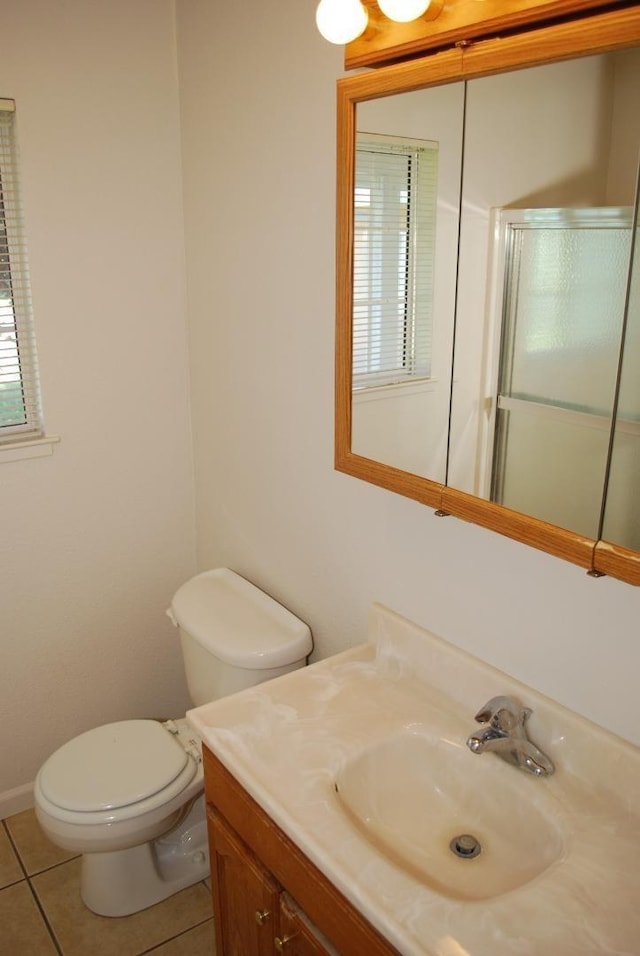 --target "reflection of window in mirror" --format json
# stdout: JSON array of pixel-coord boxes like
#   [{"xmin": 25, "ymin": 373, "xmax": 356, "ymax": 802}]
[
  {"xmin": 349, "ymin": 83, "xmax": 464, "ymax": 483},
  {"xmin": 353, "ymin": 133, "xmax": 437, "ymax": 389}
]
